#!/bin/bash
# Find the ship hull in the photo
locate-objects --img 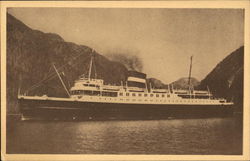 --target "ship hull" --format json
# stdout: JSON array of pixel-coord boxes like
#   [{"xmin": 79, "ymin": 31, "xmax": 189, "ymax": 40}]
[{"xmin": 19, "ymin": 98, "xmax": 234, "ymax": 120}]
